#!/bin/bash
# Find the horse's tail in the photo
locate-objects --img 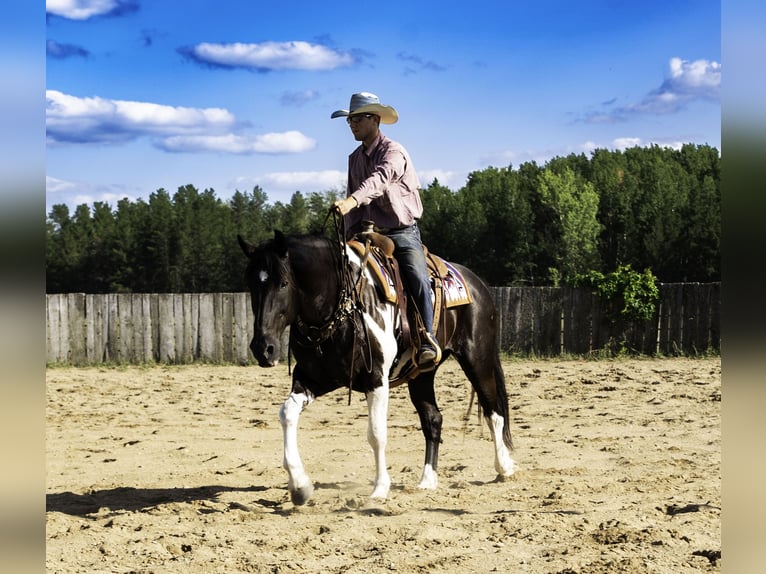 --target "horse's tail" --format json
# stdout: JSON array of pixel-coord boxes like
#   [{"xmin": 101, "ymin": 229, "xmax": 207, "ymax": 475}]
[{"xmin": 493, "ymin": 354, "xmax": 514, "ymax": 451}]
